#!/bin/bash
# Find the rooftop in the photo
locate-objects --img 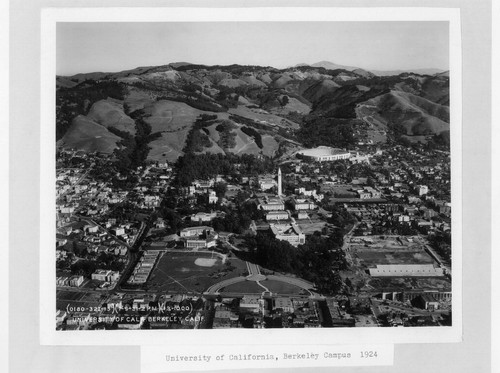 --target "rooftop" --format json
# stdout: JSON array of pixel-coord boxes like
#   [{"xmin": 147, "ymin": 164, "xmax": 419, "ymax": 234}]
[{"xmin": 297, "ymin": 146, "xmax": 349, "ymax": 157}]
